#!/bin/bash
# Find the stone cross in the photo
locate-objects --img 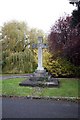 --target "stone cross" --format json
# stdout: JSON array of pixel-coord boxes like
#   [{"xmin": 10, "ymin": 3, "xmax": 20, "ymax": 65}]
[{"xmin": 32, "ymin": 36, "xmax": 48, "ymax": 71}]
